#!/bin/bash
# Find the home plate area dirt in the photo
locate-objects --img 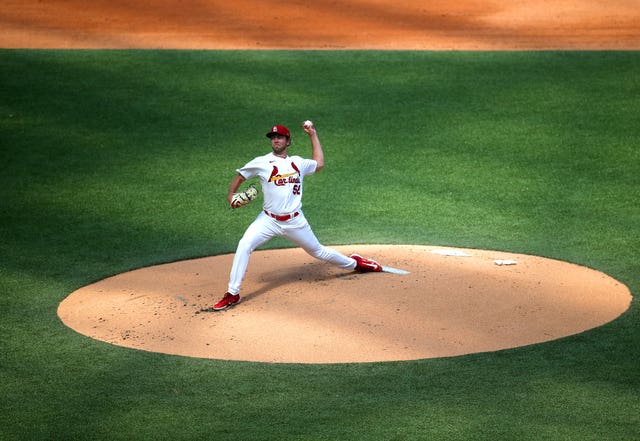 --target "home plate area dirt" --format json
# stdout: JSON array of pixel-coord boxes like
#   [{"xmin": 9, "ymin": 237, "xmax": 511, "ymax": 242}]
[{"xmin": 58, "ymin": 245, "xmax": 631, "ymax": 364}]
